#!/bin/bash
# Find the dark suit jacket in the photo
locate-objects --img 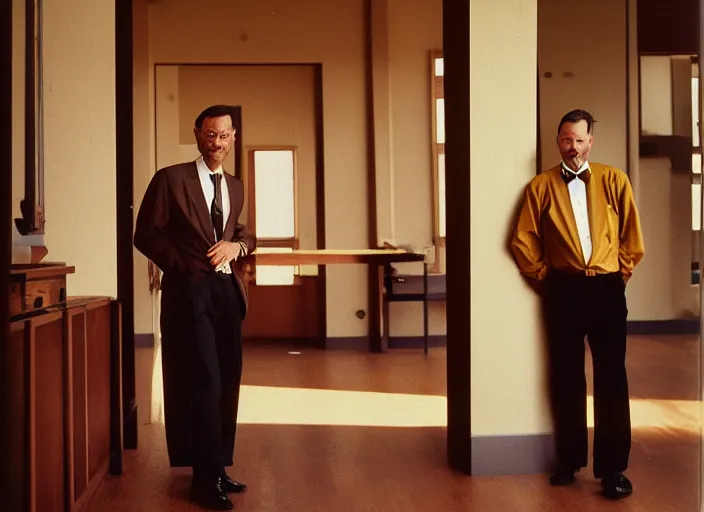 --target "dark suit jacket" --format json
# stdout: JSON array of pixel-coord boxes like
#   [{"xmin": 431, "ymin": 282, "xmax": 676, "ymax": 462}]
[{"xmin": 133, "ymin": 161, "xmax": 256, "ymax": 316}]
